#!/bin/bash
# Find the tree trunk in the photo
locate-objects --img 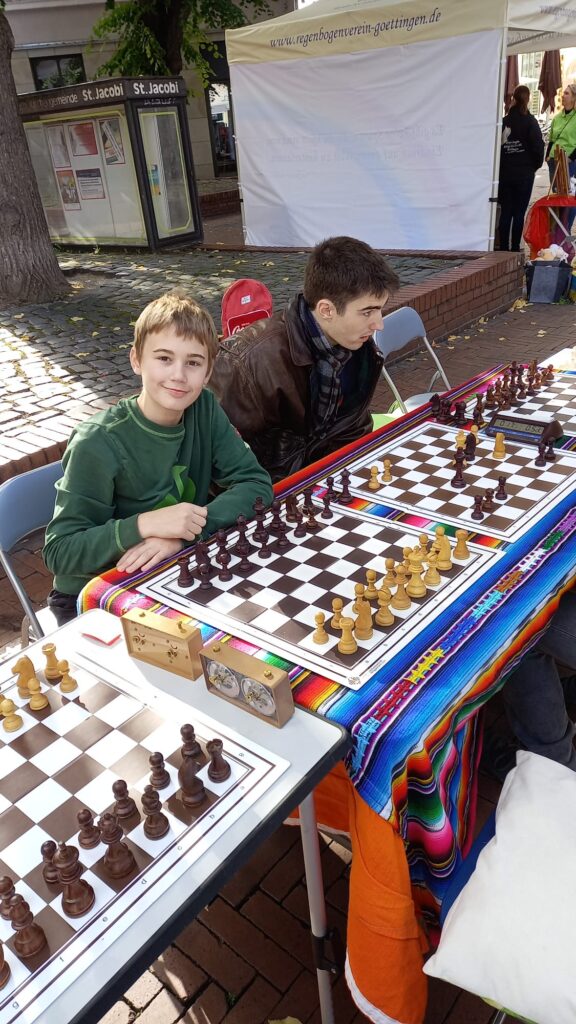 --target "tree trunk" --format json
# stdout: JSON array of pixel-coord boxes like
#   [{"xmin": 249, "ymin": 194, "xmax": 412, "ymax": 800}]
[
  {"xmin": 0, "ymin": 14, "xmax": 69, "ymax": 307},
  {"xmin": 142, "ymin": 0, "xmax": 185, "ymax": 75}
]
